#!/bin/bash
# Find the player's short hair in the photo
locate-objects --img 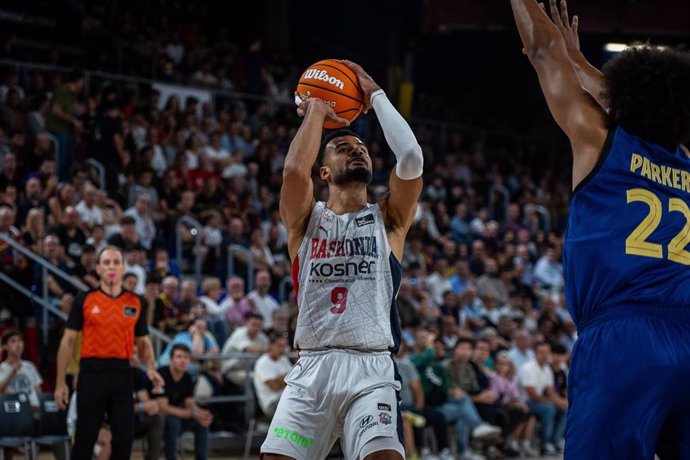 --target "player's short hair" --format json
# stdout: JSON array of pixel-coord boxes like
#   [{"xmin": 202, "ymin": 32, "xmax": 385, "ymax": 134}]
[
  {"xmin": 1, "ymin": 329, "xmax": 21, "ymax": 346},
  {"xmin": 171, "ymin": 343, "xmax": 191, "ymax": 357},
  {"xmin": 603, "ymin": 45, "xmax": 690, "ymax": 151},
  {"xmin": 318, "ymin": 128, "xmax": 363, "ymax": 167}
]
